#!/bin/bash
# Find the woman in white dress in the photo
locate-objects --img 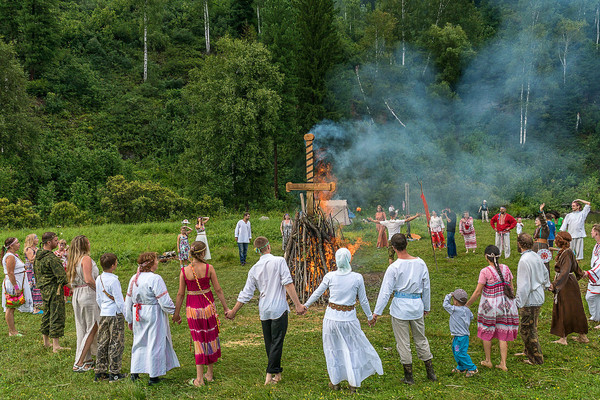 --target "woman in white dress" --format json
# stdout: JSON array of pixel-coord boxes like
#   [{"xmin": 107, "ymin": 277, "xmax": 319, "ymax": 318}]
[
  {"xmin": 2, "ymin": 237, "xmax": 34, "ymax": 336},
  {"xmin": 195, "ymin": 217, "xmax": 211, "ymax": 260},
  {"xmin": 304, "ymin": 248, "xmax": 383, "ymax": 393},
  {"xmin": 124, "ymin": 252, "xmax": 179, "ymax": 385},
  {"xmin": 66, "ymin": 235, "xmax": 100, "ymax": 372}
]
